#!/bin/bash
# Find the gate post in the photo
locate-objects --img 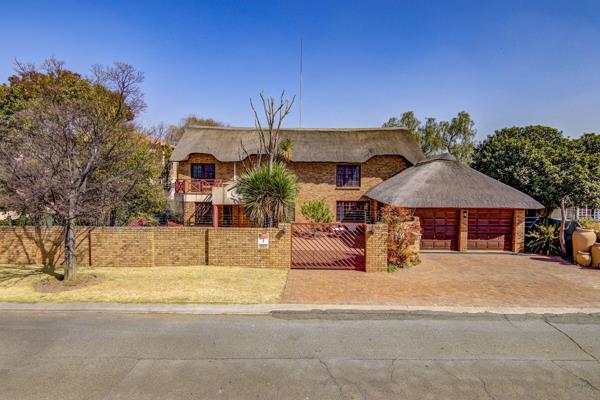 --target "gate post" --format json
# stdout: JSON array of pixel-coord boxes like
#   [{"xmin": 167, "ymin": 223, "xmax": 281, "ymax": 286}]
[{"xmin": 365, "ymin": 223, "xmax": 388, "ymax": 272}]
